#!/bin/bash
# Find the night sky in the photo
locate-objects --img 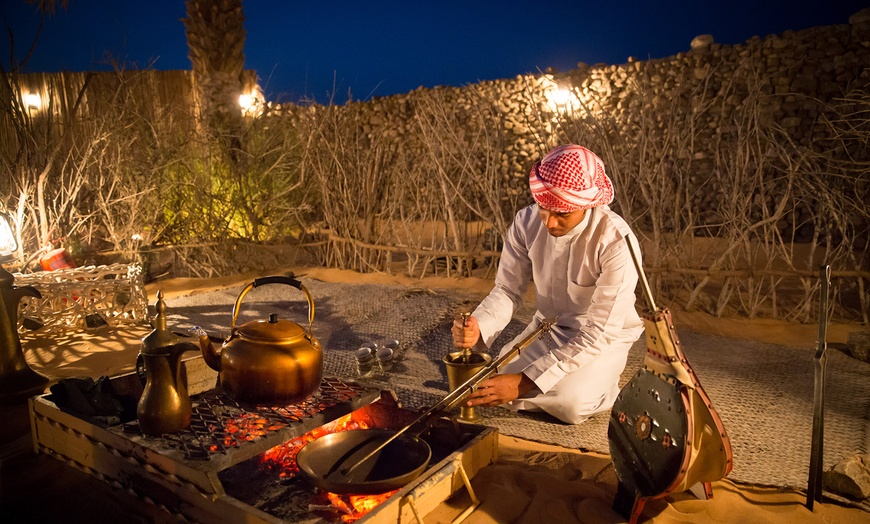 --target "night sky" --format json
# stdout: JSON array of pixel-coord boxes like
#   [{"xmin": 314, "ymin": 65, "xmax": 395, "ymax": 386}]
[{"xmin": 1, "ymin": 1, "xmax": 868, "ymax": 104}]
